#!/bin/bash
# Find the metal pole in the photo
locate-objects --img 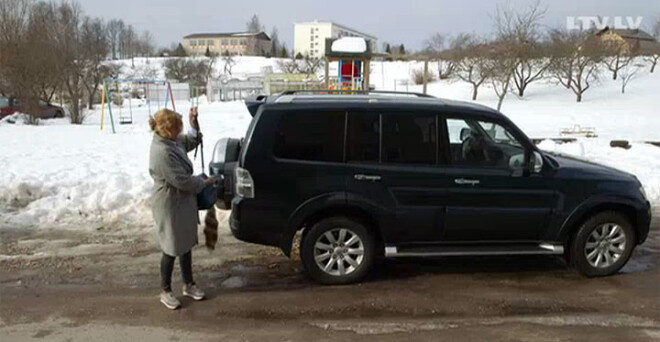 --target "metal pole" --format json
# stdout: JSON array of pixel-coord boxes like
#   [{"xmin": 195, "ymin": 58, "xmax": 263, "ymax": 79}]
[
  {"xmin": 105, "ymin": 81, "xmax": 116, "ymax": 134},
  {"xmin": 423, "ymin": 58, "xmax": 429, "ymax": 95},
  {"xmin": 100, "ymin": 81, "xmax": 106, "ymax": 131}
]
